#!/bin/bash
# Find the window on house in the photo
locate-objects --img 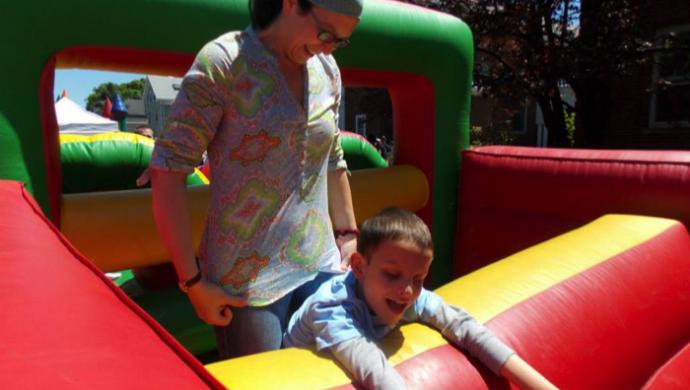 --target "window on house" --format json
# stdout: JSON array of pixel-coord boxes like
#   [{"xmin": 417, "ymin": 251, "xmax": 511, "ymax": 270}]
[
  {"xmin": 344, "ymin": 87, "xmax": 393, "ymax": 159},
  {"xmin": 650, "ymin": 26, "xmax": 690, "ymax": 128},
  {"xmin": 355, "ymin": 114, "xmax": 367, "ymax": 136},
  {"xmin": 511, "ymin": 107, "xmax": 527, "ymax": 134}
]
